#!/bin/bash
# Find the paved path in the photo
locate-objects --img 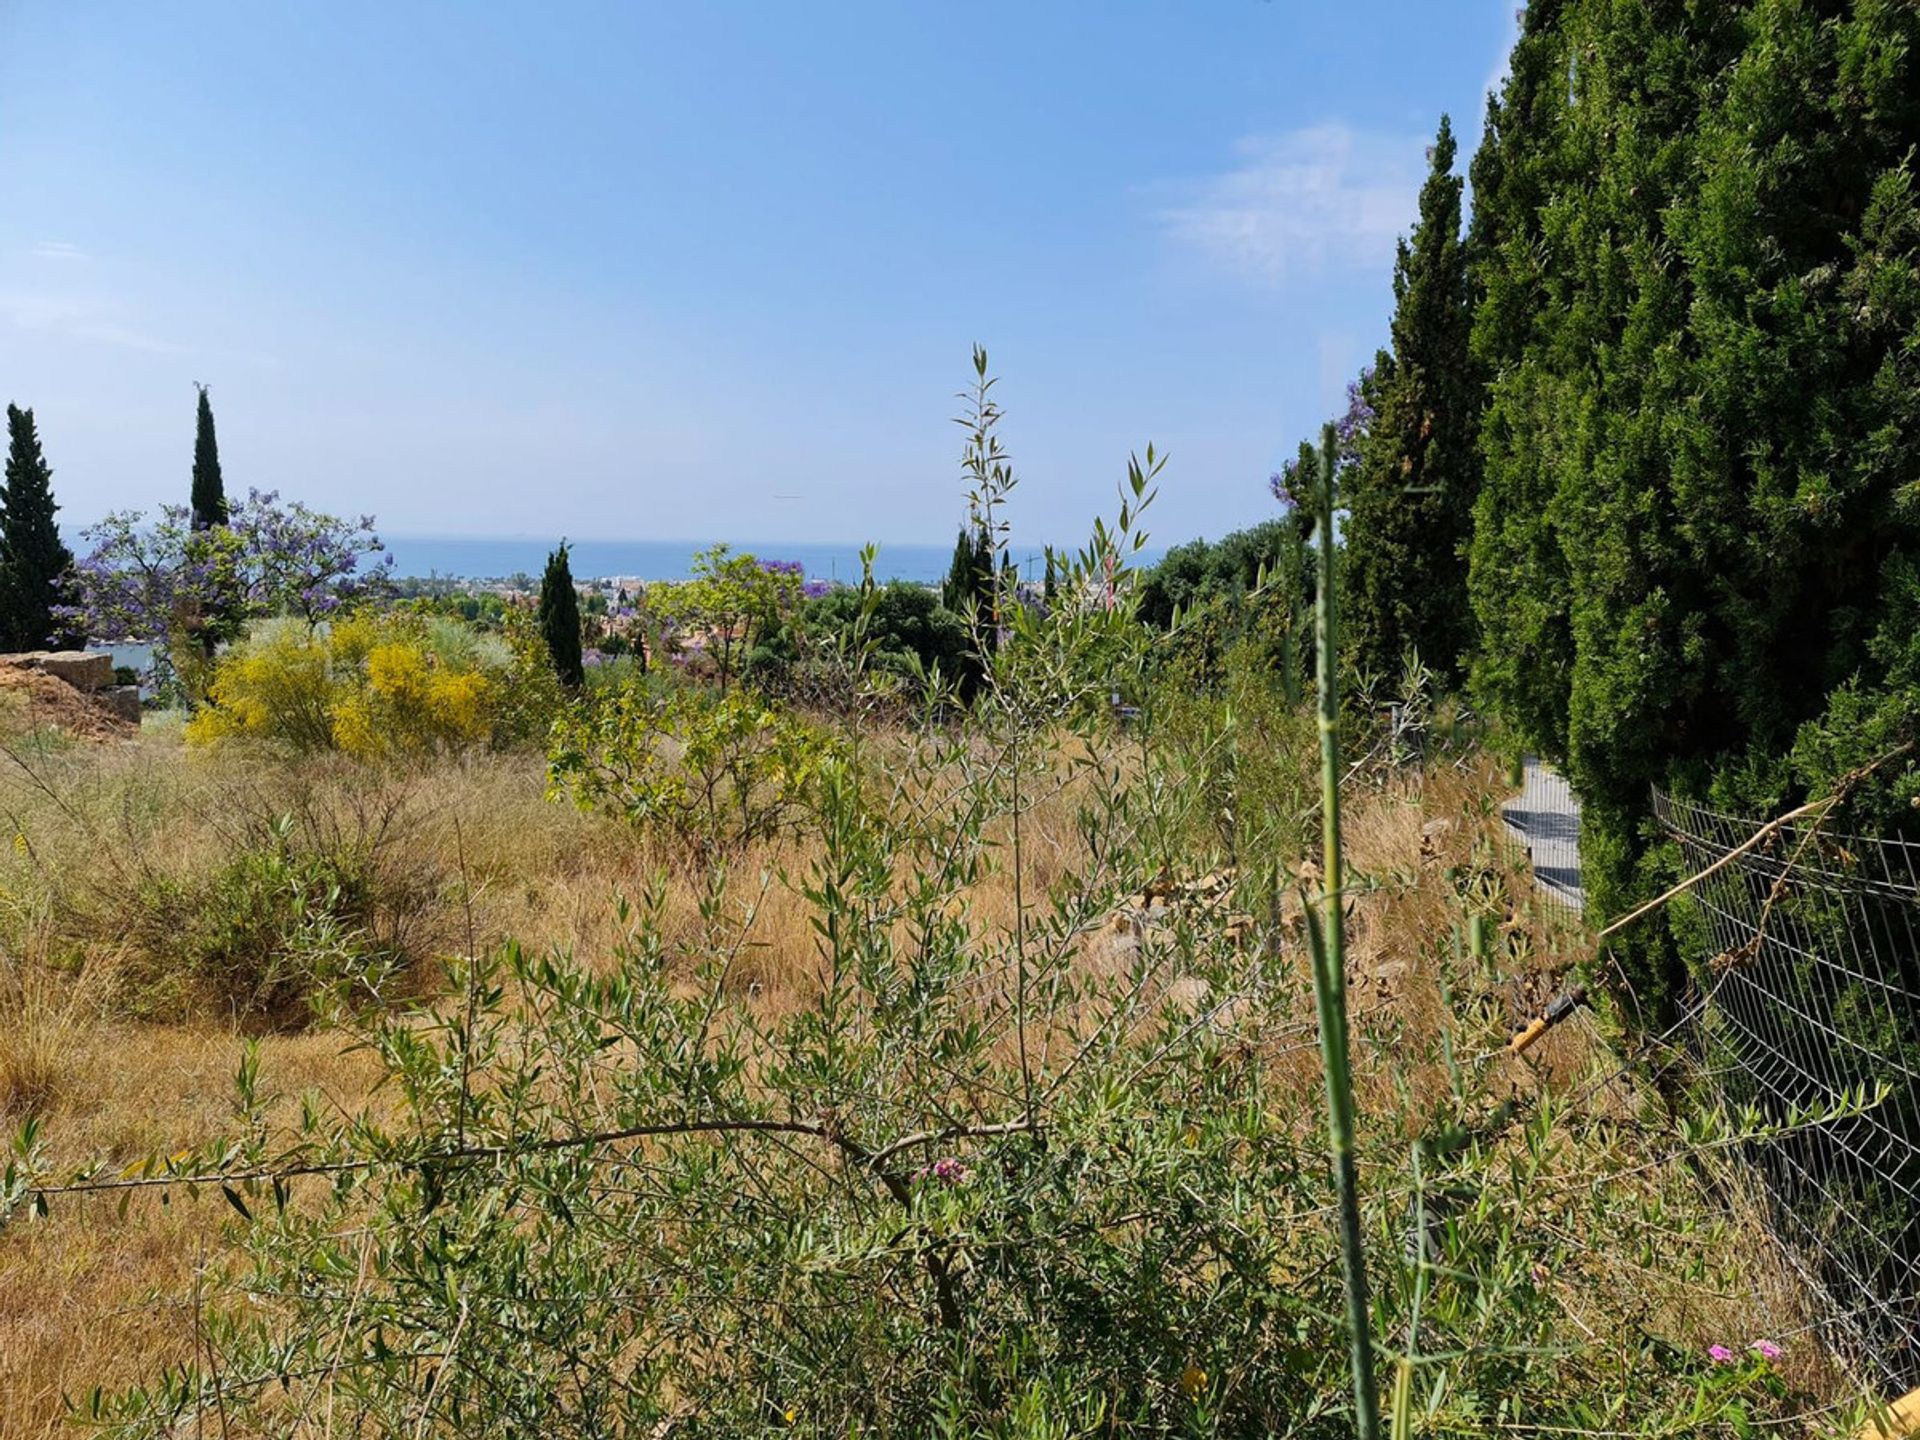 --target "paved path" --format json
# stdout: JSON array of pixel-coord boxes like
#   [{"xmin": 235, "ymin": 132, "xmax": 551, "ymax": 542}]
[{"xmin": 1501, "ymin": 757, "xmax": 1585, "ymax": 913}]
